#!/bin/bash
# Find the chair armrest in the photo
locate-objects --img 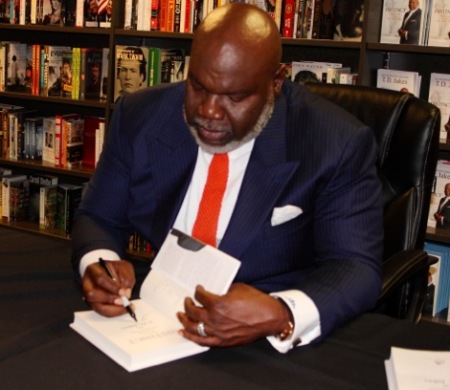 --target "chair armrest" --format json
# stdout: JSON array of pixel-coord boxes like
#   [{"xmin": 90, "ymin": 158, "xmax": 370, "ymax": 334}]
[{"xmin": 379, "ymin": 249, "xmax": 430, "ymax": 302}]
